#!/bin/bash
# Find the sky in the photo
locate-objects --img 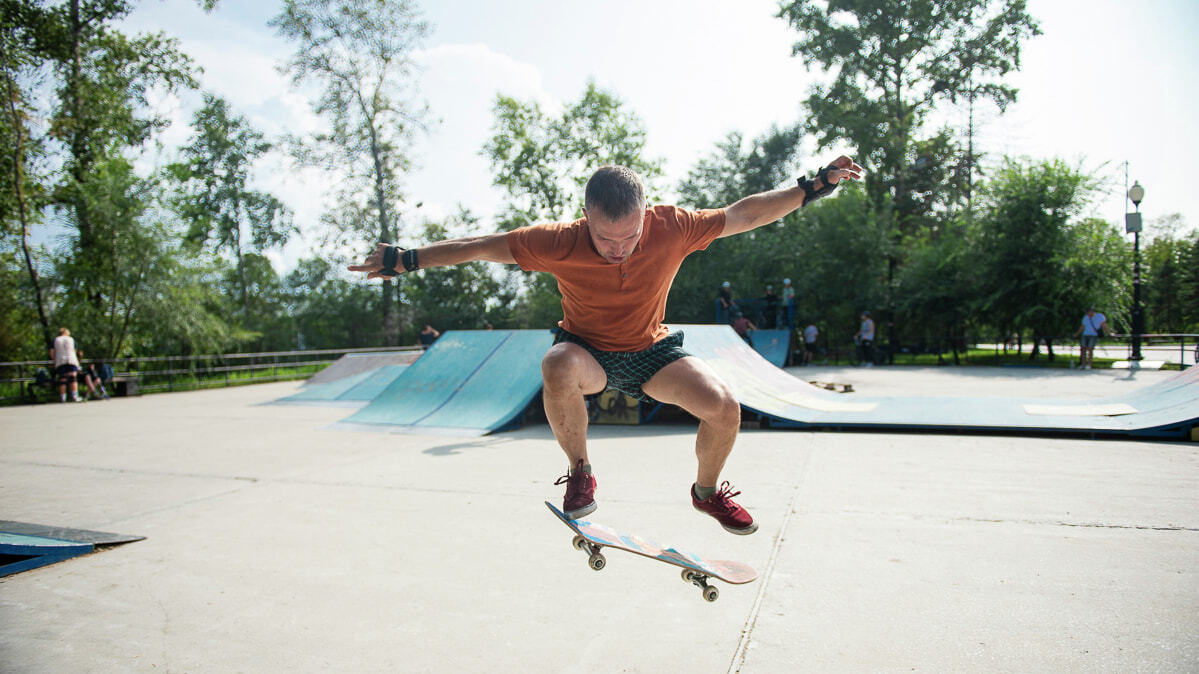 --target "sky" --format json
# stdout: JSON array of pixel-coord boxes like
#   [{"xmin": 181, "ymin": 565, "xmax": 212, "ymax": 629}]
[{"xmin": 117, "ymin": 0, "xmax": 1199, "ymax": 272}]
